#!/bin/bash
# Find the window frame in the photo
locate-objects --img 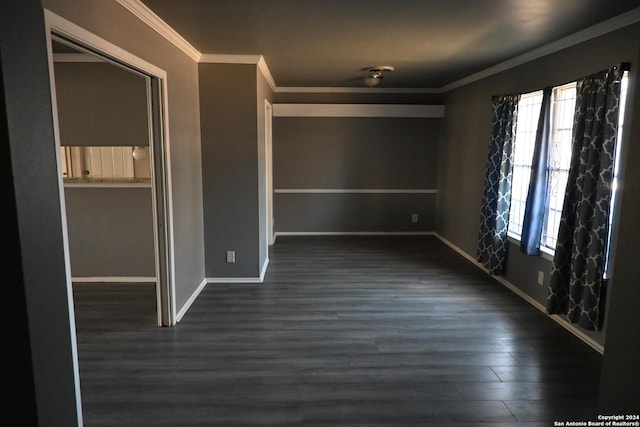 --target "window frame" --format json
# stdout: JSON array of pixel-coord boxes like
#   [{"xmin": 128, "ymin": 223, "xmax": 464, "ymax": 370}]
[{"xmin": 506, "ymin": 73, "xmax": 628, "ymax": 261}]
